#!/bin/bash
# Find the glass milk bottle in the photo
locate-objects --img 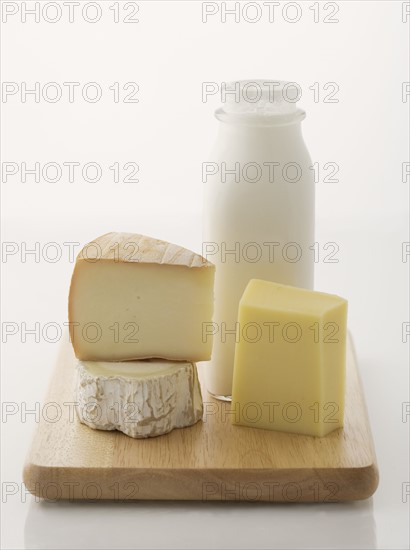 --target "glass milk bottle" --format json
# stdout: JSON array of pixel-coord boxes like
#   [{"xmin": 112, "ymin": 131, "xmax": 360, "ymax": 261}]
[{"xmin": 203, "ymin": 80, "xmax": 315, "ymax": 400}]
